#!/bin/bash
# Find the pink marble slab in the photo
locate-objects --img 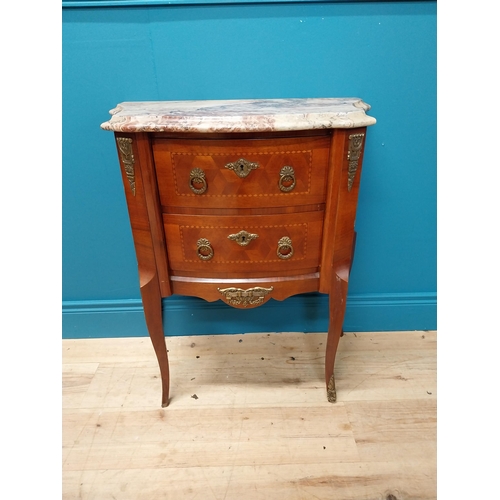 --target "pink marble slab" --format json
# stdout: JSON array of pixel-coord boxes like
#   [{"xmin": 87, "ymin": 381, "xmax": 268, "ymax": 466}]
[{"xmin": 101, "ymin": 98, "xmax": 376, "ymax": 133}]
